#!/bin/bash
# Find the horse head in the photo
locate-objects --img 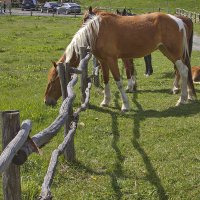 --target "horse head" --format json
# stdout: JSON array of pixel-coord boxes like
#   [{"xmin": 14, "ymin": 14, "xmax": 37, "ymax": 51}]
[
  {"xmin": 83, "ymin": 6, "xmax": 96, "ymax": 23},
  {"xmin": 44, "ymin": 62, "xmax": 61, "ymax": 106},
  {"xmin": 116, "ymin": 9, "xmax": 121, "ymax": 15},
  {"xmin": 122, "ymin": 8, "xmax": 127, "ymax": 16},
  {"xmin": 83, "ymin": 6, "xmax": 103, "ymax": 23},
  {"xmin": 116, "ymin": 8, "xmax": 135, "ymax": 16}
]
